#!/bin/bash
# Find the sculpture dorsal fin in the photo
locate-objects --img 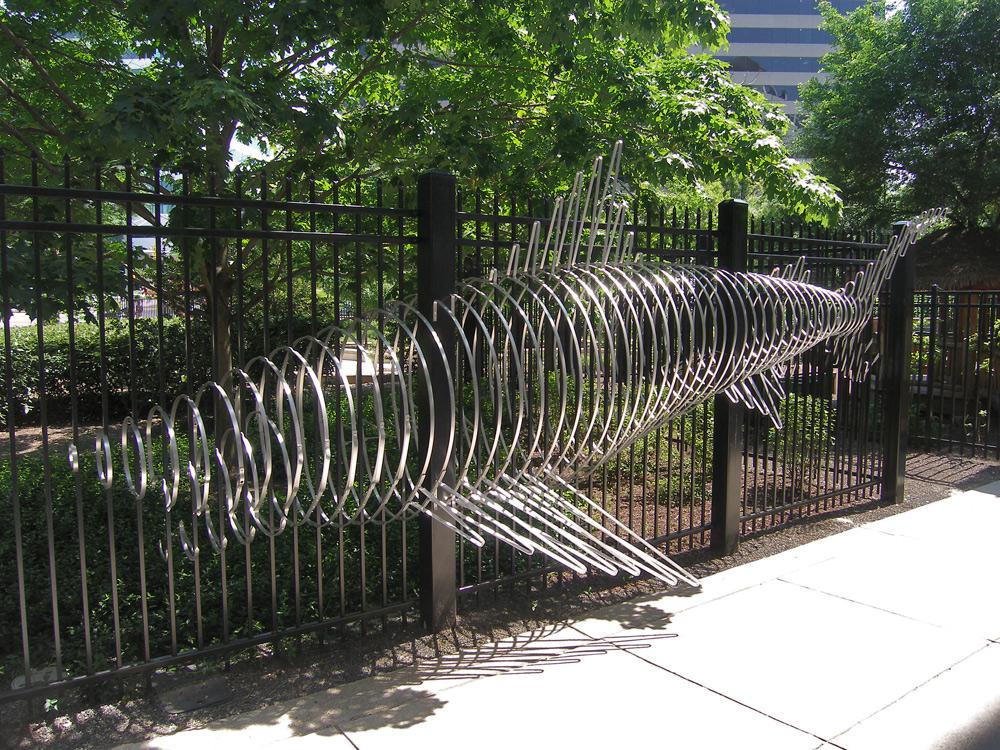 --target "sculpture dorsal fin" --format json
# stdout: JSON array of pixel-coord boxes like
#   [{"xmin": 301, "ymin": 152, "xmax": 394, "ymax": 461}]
[{"xmin": 770, "ymin": 256, "xmax": 810, "ymax": 284}]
